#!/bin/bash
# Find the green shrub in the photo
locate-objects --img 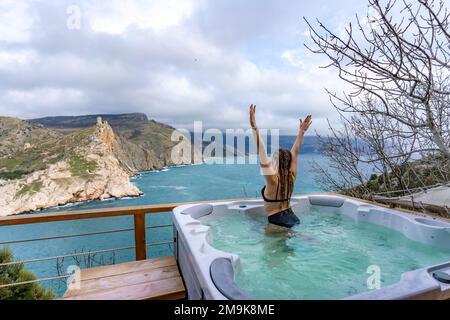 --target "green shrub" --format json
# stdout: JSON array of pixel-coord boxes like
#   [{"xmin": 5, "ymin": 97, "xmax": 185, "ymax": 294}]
[
  {"xmin": 15, "ymin": 180, "xmax": 44, "ymax": 199},
  {"xmin": 0, "ymin": 247, "xmax": 54, "ymax": 300},
  {"xmin": 69, "ymin": 155, "xmax": 98, "ymax": 178},
  {"xmin": 0, "ymin": 171, "xmax": 29, "ymax": 180}
]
